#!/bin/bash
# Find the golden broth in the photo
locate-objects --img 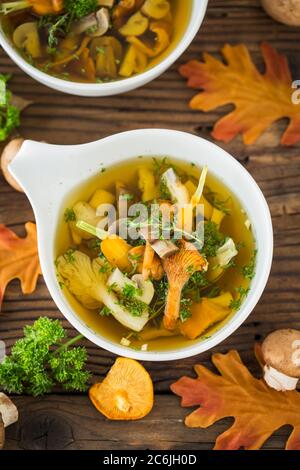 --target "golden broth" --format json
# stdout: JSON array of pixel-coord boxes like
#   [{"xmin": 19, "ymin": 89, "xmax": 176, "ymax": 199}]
[
  {"xmin": 1, "ymin": 0, "xmax": 192, "ymax": 83},
  {"xmin": 56, "ymin": 157, "xmax": 256, "ymax": 352}
]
